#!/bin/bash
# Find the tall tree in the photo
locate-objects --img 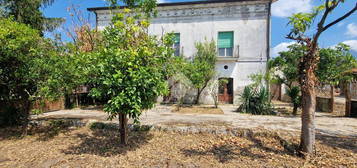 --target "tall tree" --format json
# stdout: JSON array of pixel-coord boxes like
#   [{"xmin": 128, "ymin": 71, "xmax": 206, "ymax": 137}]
[
  {"xmin": 287, "ymin": 0, "xmax": 356, "ymax": 154},
  {"xmin": 0, "ymin": 18, "xmax": 64, "ymax": 128},
  {"xmin": 184, "ymin": 40, "xmax": 217, "ymax": 104},
  {"xmin": 0, "ymin": 0, "xmax": 64, "ymax": 33}
]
